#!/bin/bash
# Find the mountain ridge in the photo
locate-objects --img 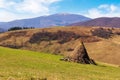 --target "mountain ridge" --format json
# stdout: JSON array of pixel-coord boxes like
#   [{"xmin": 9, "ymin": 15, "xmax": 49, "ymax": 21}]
[
  {"xmin": 70, "ymin": 17, "xmax": 120, "ymax": 28},
  {"xmin": 0, "ymin": 13, "xmax": 91, "ymax": 29}
]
